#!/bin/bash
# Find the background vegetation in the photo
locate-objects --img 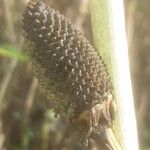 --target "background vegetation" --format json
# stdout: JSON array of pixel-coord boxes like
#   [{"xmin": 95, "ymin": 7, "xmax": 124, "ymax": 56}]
[{"xmin": 0, "ymin": 0, "xmax": 149, "ymax": 149}]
